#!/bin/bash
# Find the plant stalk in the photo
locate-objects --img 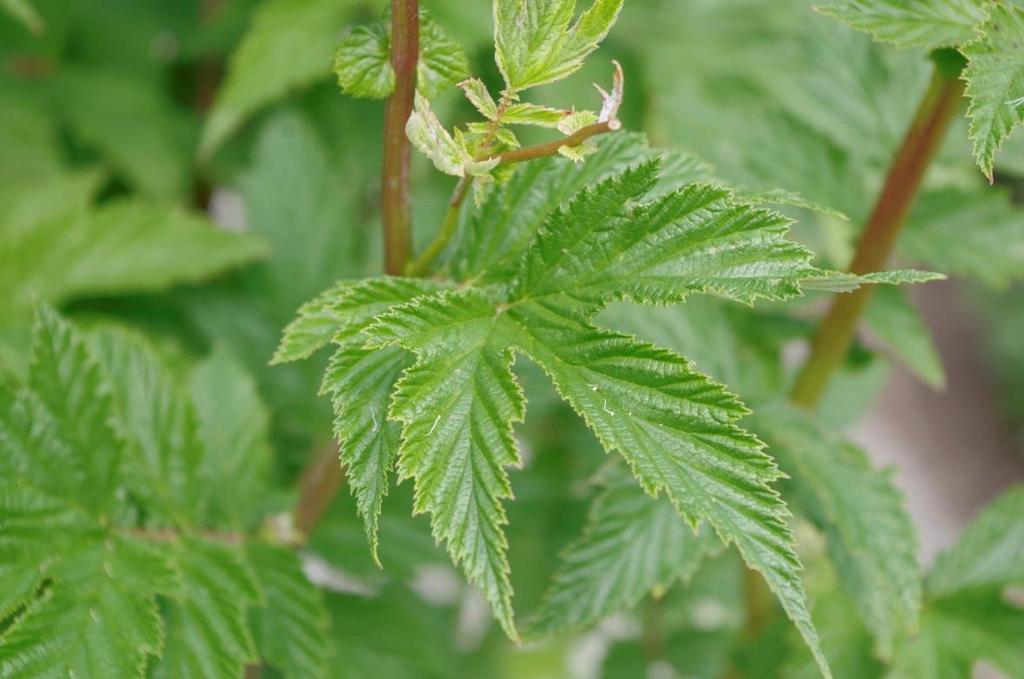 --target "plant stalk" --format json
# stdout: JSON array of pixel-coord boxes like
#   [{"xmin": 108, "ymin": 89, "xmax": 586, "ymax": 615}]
[
  {"xmin": 380, "ymin": 0, "xmax": 419, "ymax": 275},
  {"xmin": 489, "ymin": 120, "xmax": 621, "ymax": 166},
  {"xmin": 736, "ymin": 57, "xmax": 966, "ymax": 662},
  {"xmin": 789, "ymin": 61, "xmax": 964, "ymax": 410},
  {"xmin": 293, "ymin": 443, "xmax": 345, "ymax": 537},
  {"xmin": 408, "ymin": 177, "xmax": 470, "ymax": 276}
]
